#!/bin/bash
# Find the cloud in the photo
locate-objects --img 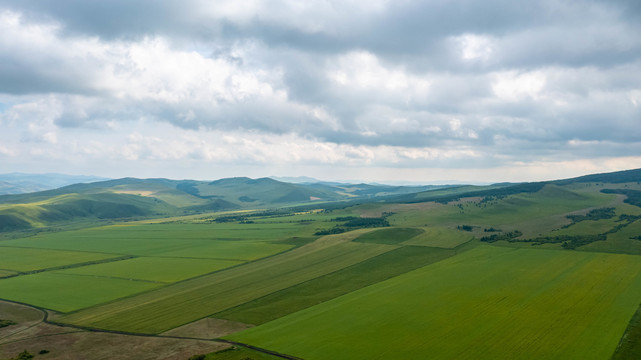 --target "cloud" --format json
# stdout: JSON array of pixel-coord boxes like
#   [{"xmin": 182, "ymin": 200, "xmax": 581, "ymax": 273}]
[{"xmin": 0, "ymin": 1, "xmax": 640, "ymax": 181}]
